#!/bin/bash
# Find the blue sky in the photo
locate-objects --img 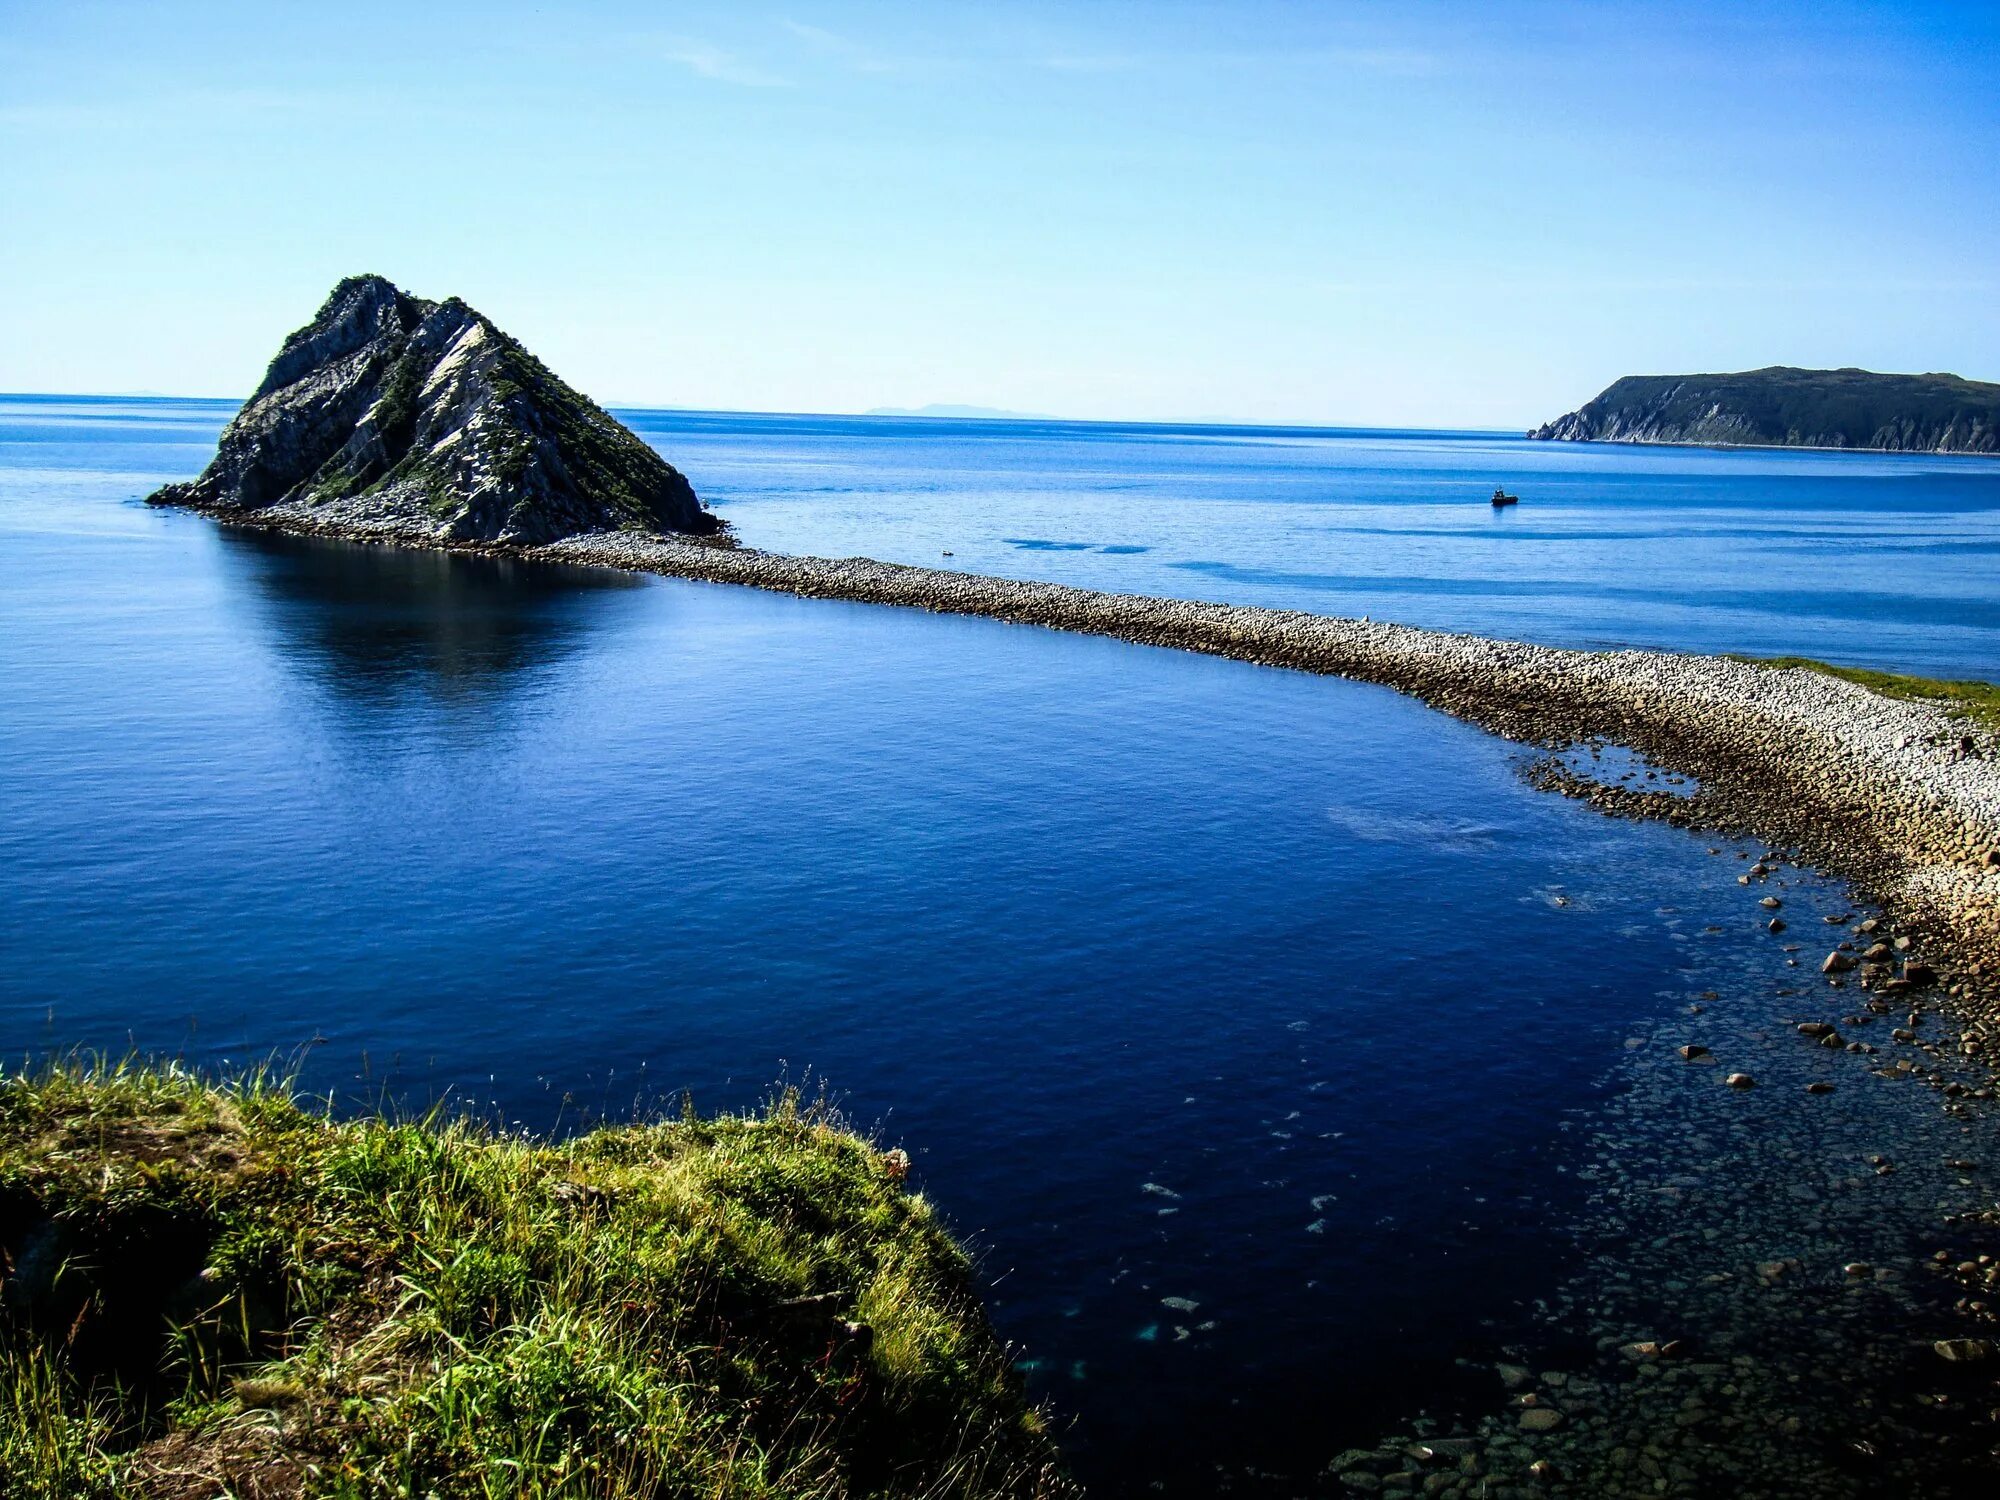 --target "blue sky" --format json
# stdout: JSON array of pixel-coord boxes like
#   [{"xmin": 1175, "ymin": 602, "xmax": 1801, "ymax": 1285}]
[{"xmin": 2, "ymin": 0, "xmax": 1996, "ymax": 426}]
